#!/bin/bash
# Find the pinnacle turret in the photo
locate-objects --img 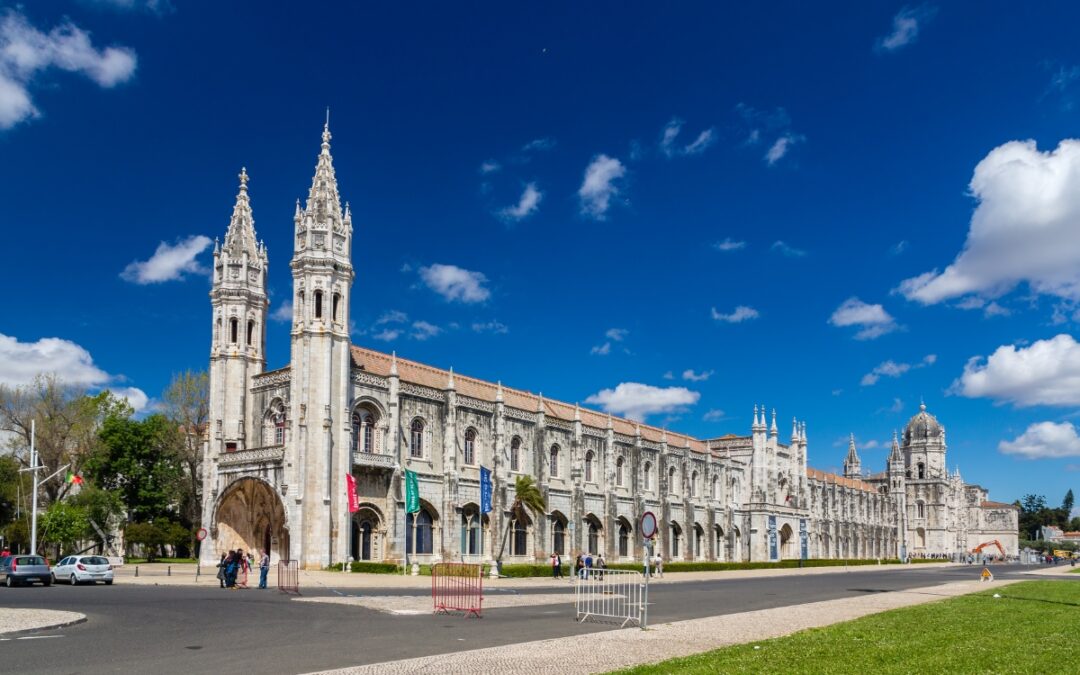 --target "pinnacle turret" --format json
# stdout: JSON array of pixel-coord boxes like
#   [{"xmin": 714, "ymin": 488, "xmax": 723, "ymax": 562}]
[
  {"xmin": 222, "ymin": 167, "xmax": 261, "ymax": 259},
  {"xmin": 302, "ymin": 119, "xmax": 346, "ymax": 231},
  {"xmin": 844, "ymin": 434, "xmax": 861, "ymax": 478}
]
